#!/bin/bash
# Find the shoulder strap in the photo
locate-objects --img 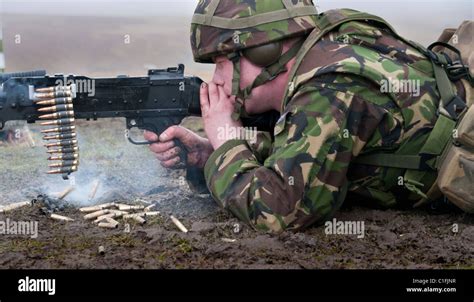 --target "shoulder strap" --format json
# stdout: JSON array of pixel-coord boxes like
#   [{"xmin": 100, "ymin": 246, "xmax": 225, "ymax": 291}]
[{"xmin": 281, "ymin": 9, "xmax": 396, "ymax": 108}]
